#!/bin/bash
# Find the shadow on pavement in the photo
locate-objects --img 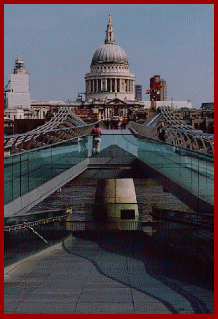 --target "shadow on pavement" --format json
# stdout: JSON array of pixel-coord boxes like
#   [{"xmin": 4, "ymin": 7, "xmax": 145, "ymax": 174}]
[{"xmin": 62, "ymin": 230, "xmax": 214, "ymax": 314}]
